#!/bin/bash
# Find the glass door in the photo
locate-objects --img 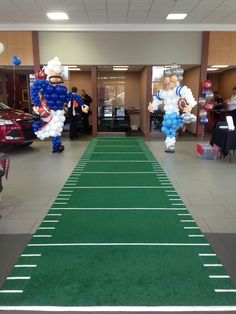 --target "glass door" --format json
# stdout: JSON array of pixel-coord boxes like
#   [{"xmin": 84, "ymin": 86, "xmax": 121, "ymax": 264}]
[
  {"xmin": 150, "ymin": 66, "xmax": 165, "ymax": 135},
  {"xmin": 97, "ymin": 69, "xmax": 126, "ymax": 132}
]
